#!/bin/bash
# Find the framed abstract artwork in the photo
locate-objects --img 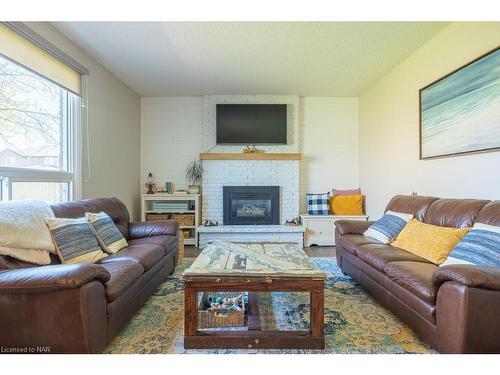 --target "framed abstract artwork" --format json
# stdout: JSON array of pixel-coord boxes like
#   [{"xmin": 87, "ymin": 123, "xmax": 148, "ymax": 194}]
[{"xmin": 419, "ymin": 46, "xmax": 500, "ymax": 159}]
